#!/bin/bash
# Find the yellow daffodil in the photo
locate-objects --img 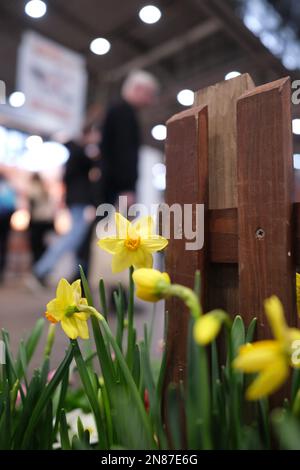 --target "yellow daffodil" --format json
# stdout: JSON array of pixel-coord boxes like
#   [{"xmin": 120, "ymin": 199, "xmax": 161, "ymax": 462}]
[
  {"xmin": 132, "ymin": 268, "xmax": 171, "ymax": 302},
  {"xmin": 233, "ymin": 296, "xmax": 300, "ymax": 400},
  {"xmin": 45, "ymin": 278, "xmax": 90, "ymax": 340},
  {"xmin": 98, "ymin": 213, "xmax": 168, "ymax": 273},
  {"xmin": 193, "ymin": 310, "xmax": 228, "ymax": 346}
]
